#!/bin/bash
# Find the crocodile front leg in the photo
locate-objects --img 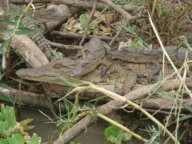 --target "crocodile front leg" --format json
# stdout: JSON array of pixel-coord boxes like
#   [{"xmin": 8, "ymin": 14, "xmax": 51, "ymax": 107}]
[
  {"xmin": 121, "ymin": 62, "xmax": 161, "ymax": 95},
  {"xmin": 122, "ymin": 72, "xmax": 138, "ymax": 95},
  {"xmin": 147, "ymin": 60, "xmax": 161, "ymax": 82},
  {"xmin": 103, "ymin": 61, "xmax": 138, "ymax": 95}
]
